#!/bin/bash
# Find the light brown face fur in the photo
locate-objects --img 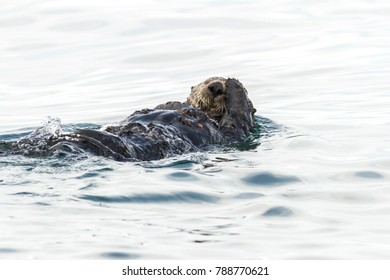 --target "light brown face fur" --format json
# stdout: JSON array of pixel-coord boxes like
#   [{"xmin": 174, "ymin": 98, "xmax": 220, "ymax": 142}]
[{"xmin": 186, "ymin": 77, "xmax": 227, "ymax": 119}]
